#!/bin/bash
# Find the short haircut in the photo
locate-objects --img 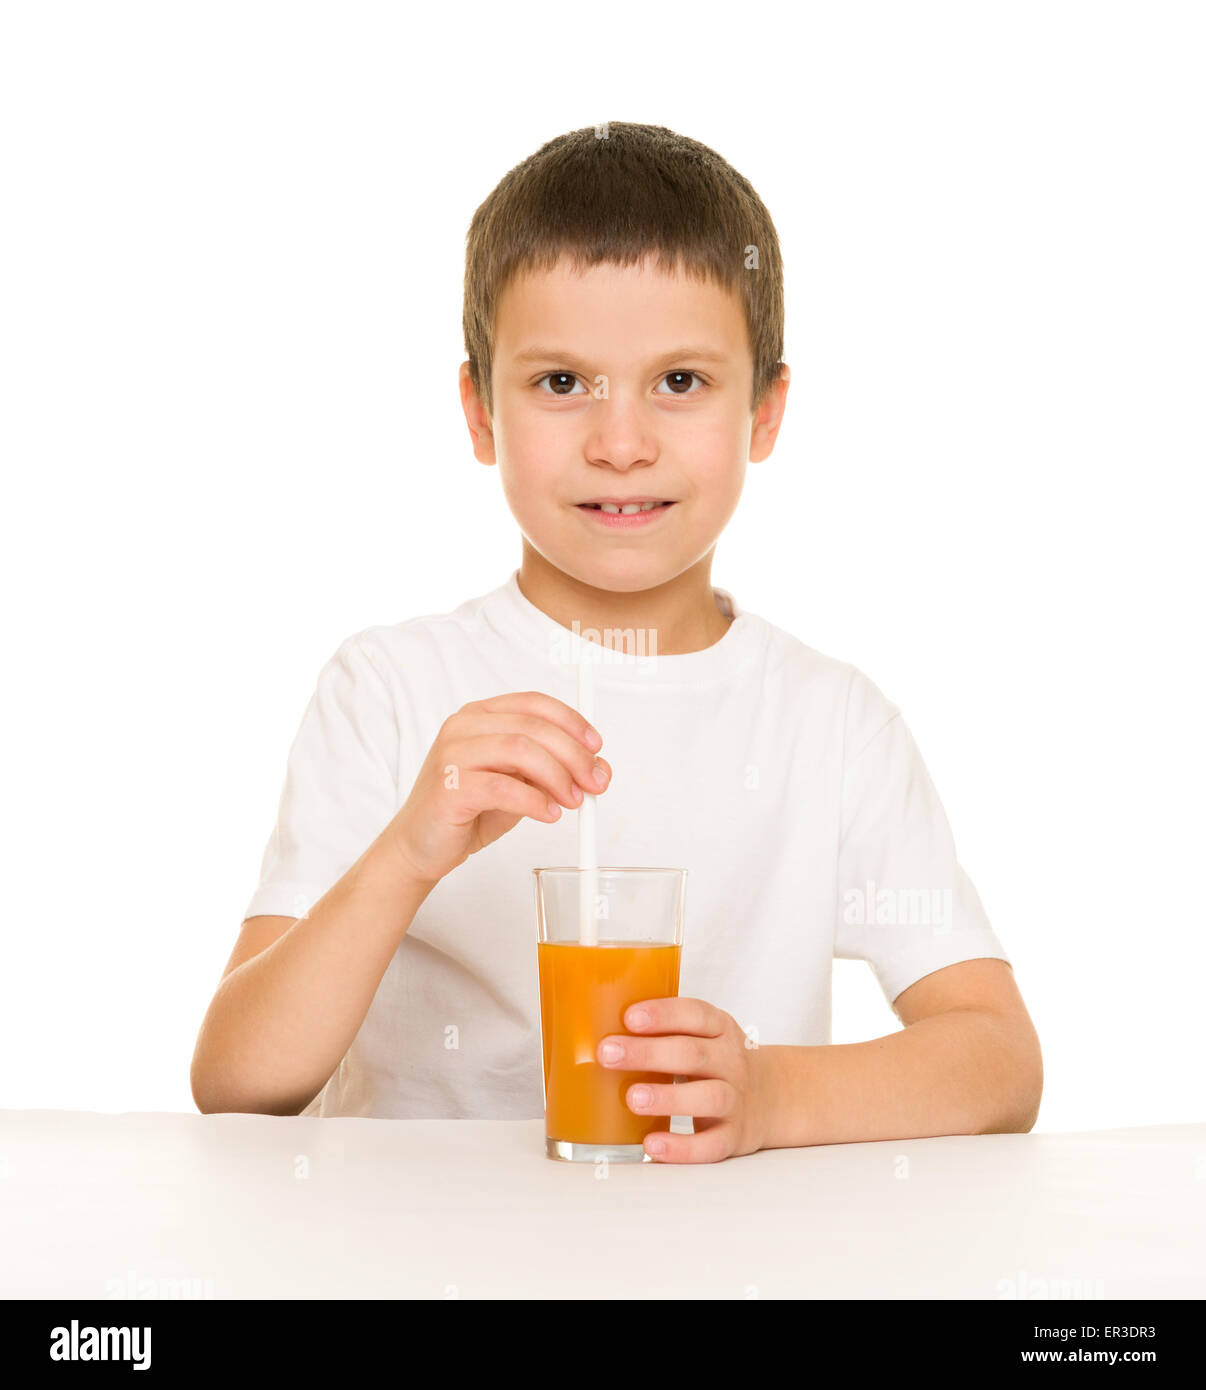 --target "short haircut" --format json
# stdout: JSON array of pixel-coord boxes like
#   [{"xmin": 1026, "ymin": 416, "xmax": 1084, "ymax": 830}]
[{"xmin": 463, "ymin": 121, "xmax": 784, "ymax": 416}]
